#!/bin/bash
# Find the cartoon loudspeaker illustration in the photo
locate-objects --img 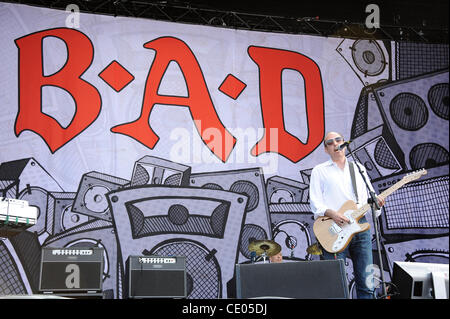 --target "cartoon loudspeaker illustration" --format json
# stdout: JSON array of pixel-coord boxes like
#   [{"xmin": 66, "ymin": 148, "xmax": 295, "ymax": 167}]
[
  {"xmin": 189, "ymin": 168, "xmax": 271, "ymax": 263},
  {"xmin": 300, "ymin": 168, "xmax": 312, "ymax": 184},
  {"xmin": 0, "ymin": 158, "xmax": 63, "ymax": 197},
  {"xmin": 1, "ymin": 158, "xmax": 65, "ymax": 238},
  {"xmin": 130, "ymin": 155, "xmax": 191, "ymax": 186},
  {"xmin": 394, "ymin": 42, "xmax": 450, "ymax": 80},
  {"xmin": 0, "ymin": 179, "xmax": 18, "ymax": 199},
  {"xmin": 43, "ymin": 218, "xmax": 119, "ymax": 299},
  {"xmin": 269, "ymin": 203, "xmax": 318, "ymax": 261},
  {"xmin": 348, "ymin": 125, "xmax": 405, "ymax": 180},
  {"xmin": 6, "ymin": 230, "xmax": 42, "ymax": 293},
  {"xmin": 47, "ymin": 192, "xmax": 90, "ymax": 236},
  {"xmin": 336, "ymin": 38, "xmax": 391, "ymax": 86},
  {"xmin": 17, "ymin": 186, "xmax": 48, "ymax": 237},
  {"xmin": 0, "ymin": 239, "xmax": 29, "ymax": 295},
  {"xmin": 72, "ymin": 171, "xmax": 129, "ymax": 221},
  {"xmin": 373, "ymin": 165, "xmax": 449, "ymax": 242},
  {"xmin": 371, "ymin": 70, "xmax": 449, "ymax": 170},
  {"xmin": 266, "ymin": 176, "xmax": 309, "ymax": 203},
  {"xmin": 107, "ymin": 186, "xmax": 248, "ymax": 299}
]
